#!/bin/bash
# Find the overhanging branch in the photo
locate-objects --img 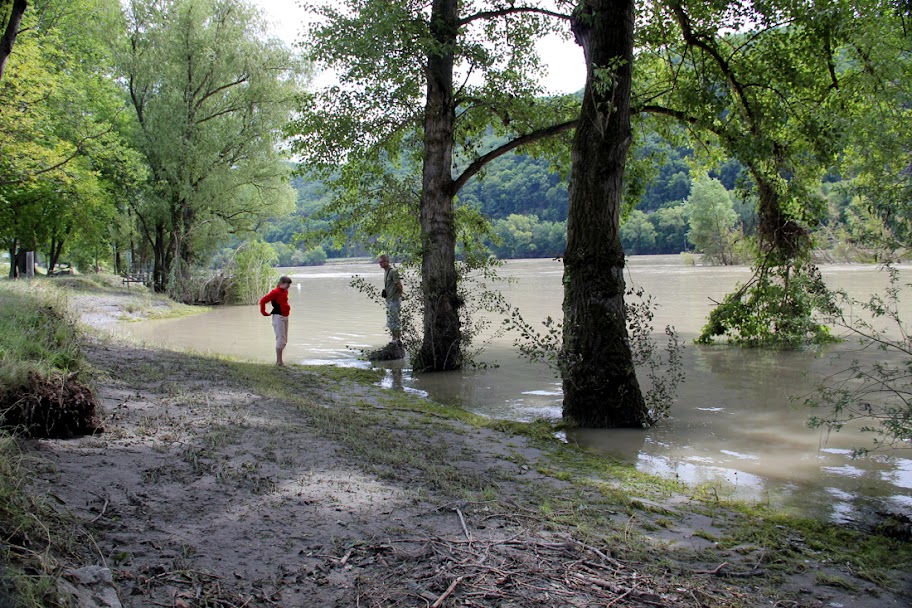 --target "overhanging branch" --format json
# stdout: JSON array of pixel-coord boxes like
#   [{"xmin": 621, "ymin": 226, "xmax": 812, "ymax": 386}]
[
  {"xmin": 452, "ymin": 119, "xmax": 576, "ymax": 193},
  {"xmin": 458, "ymin": 6, "xmax": 569, "ymax": 28}
]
